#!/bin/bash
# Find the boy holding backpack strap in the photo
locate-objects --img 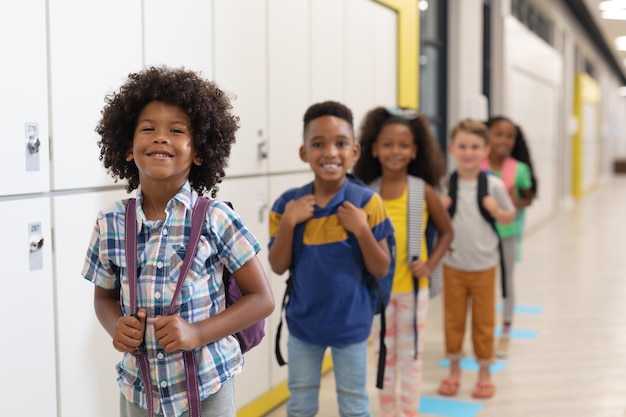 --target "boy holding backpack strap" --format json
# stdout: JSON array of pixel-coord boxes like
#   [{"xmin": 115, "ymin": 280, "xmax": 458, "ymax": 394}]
[
  {"xmin": 268, "ymin": 101, "xmax": 394, "ymax": 417},
  {"xmin": 438, "ymin": 119, "xmax": 515, "ymax": 400},
  {"xmin": 82, "ymin": 66, "xmax": 274, "ymax": 417}
]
